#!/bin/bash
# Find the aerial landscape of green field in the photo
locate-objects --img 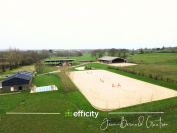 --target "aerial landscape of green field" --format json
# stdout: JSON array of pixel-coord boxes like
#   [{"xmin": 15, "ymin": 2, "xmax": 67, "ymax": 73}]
[
  {"xmin": 0, "ymin": 51, "xmax": 177, "ymax": 132},
  {"xmin": 1, "ymin": 0, "xmax": 177, "ymax": 132}
]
